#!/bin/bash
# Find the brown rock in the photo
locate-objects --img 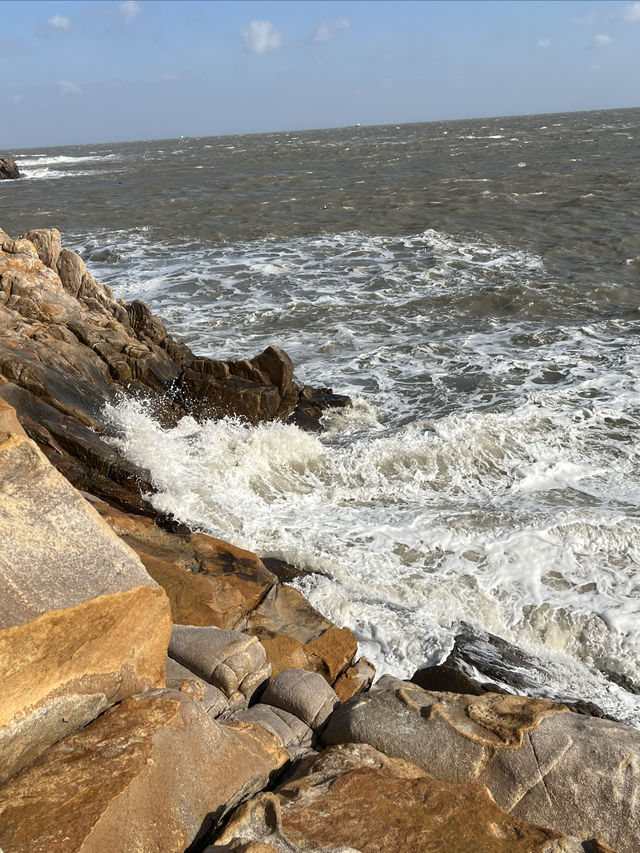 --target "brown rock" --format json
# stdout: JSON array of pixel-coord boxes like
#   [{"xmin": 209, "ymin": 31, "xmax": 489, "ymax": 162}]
[
  {"xmin": 0, "ymin": 157, "xmax": 20, "ymax": 179},
  {"xmin": 0, "ymin": 689, "xmax": 289, "ymax": 853},
  {"xmin": 0, "ymin": 399, "xmax": 157, "ymax": 628},
  {"xmin": 0, "ymin": 586, "xmax": 171, "ymax": 784},
  {"xmin": 209, "ymin": 743, "xmax": 571, "ymax": 853},
  {"xmin": 334, "ymin": 656, "xmax": 376, "ymax": 703},
  {"xmin": 22, "ymin": 228, "xmax": 62, "ymax": 270},
  {"xmin": 303, "ymin": 626, "xmax": 358, "ymax": 683}
]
